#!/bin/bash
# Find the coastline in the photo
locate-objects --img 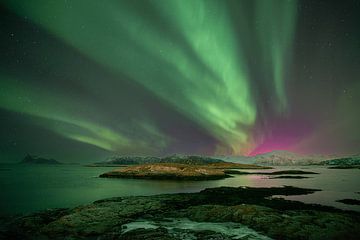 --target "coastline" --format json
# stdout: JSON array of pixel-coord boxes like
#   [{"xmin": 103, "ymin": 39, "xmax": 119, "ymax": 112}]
[{"xmin": 1, "ymin": 185, "xmax": 359, "ymax": 239}]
